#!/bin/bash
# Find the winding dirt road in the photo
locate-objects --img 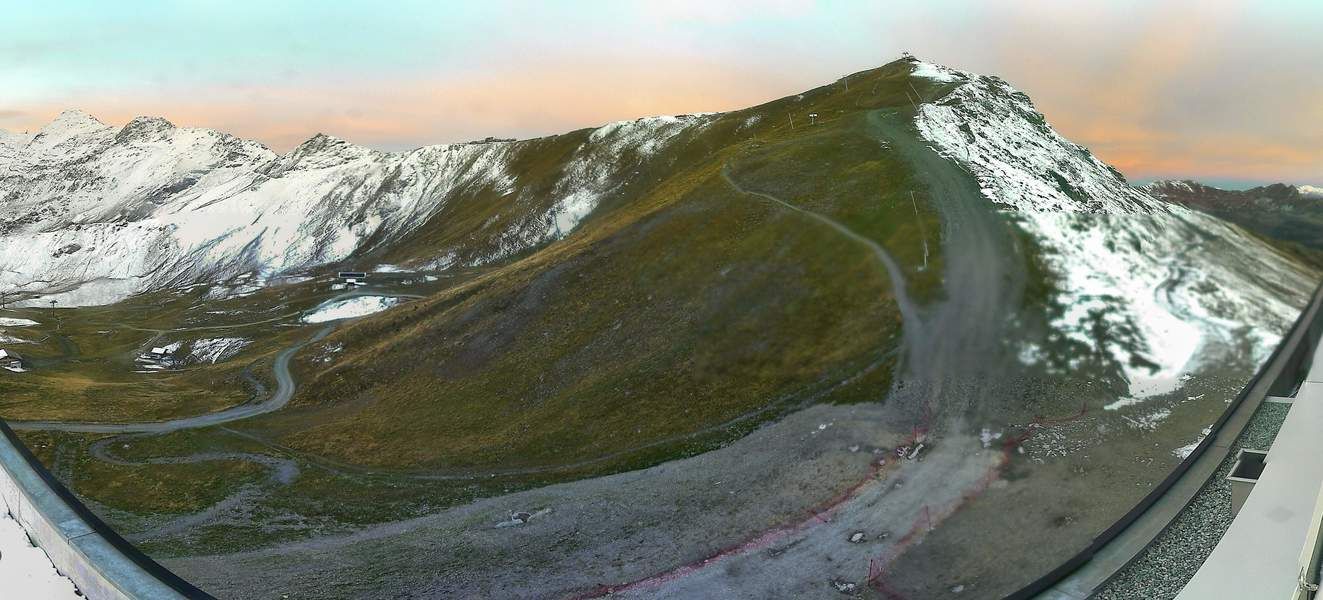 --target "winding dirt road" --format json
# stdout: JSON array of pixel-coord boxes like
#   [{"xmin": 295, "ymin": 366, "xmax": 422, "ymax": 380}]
[
  {"xmin": 11, "ymin": 100, "xmax": 1037, "ymax": 598},
  {"xmin": 8, "ymin": 291, "xmax": 420, "ymax": 434},
  {"xmin": 162, "ymin": 106, "xmax": 1037, "ymax": 599},
  {"xmin": 864, "ymin": 108, "xmax": 1027, "ymax": 420},
  {"xmin": 9, "ymin": 326, "xmax": 332, "ymax": 434}
]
